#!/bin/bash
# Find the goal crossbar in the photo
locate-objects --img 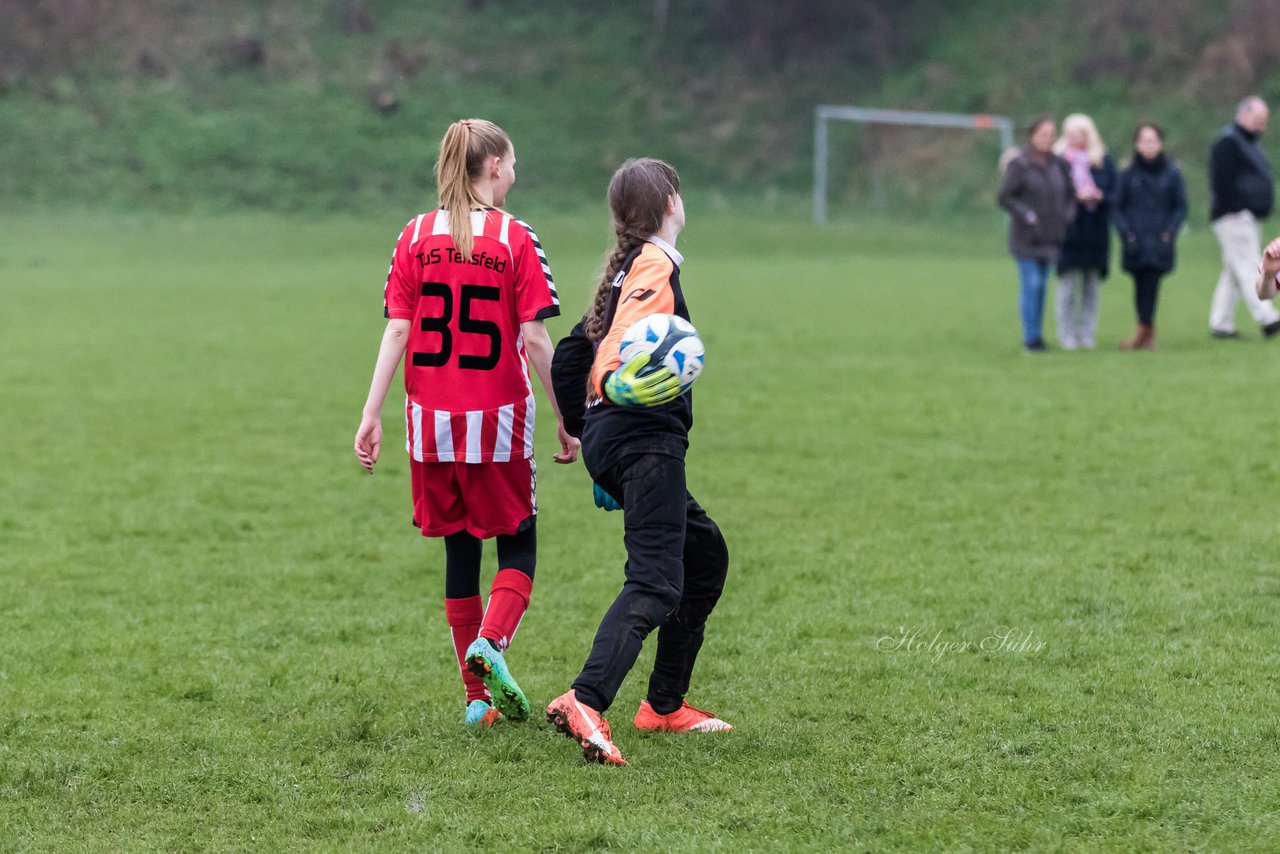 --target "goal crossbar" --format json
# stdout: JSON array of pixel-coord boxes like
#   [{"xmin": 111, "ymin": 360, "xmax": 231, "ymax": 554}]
[{"xmin": 813, "ymin": 105, "xmax": 1016, "ymax": 224}]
